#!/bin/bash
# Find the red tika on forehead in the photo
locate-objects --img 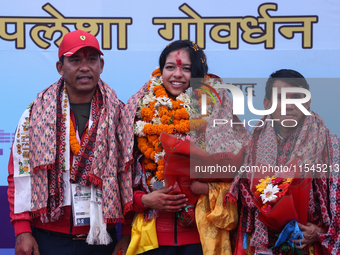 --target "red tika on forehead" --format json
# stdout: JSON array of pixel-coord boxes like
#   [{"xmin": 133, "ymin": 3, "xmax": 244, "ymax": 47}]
[
  {"xmin": 176, "ymin": 51, "xmax": 182, "ymax": 66},
  {"xmin": 82, "ymin": 48, "xmax": 90, "ymax": 58}
]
